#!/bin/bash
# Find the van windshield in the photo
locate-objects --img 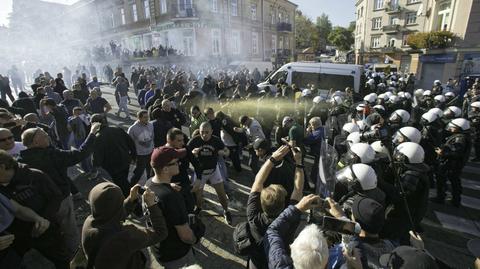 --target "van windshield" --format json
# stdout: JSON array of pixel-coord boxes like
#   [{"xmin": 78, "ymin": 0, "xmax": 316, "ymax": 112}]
[
  {"xmin": 267, "ymin": 70, "xmax": 288, "ymax": 84},
  {"xmin": 292, "ymin": 71, "xmax": 354, "ymax": 91}
]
